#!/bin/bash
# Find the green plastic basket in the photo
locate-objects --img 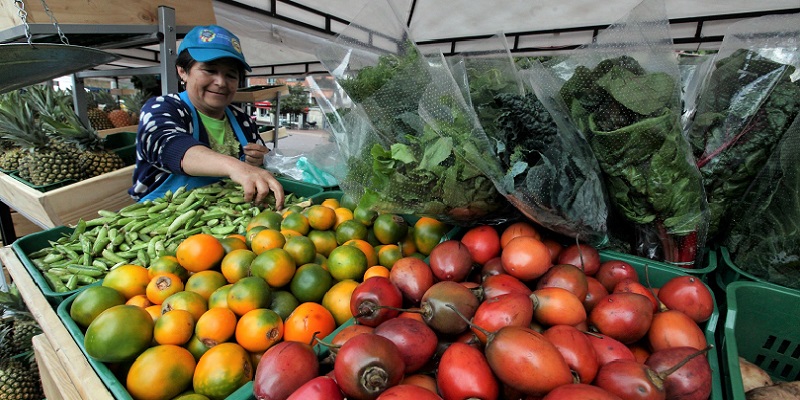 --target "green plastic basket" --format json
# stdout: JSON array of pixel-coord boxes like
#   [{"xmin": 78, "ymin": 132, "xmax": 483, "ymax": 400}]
[
  {"xmin": 56, "ymin": 291, "xmax": 355, "ymax": 400},
  {"xmin": 9, "ymin": 171, "xmax": 76, "ymax": 192},
  {"xmin": 713, "ymin": 246, "xmax": 800, "ymax": 294},
  {"xmin": 600, "ymin": 248, "xmax": 717, "ymax": 283},
  {"xmin": 721, "ymin": 281, "xmax": 800, "ymax": 400},
  {"xmin": 599, "ymin": 250, "xmax": 724, "ymax": 400},
  {"xmin": 102, "ymin": 131, "xmax": 137, "ymax": 150},
  {"xmin": 276, "ymin": 177, "xmax": 324, "ymax": 200},
  {"xmin": 11, "ymin": 225, "xmax": 80, "ymax": 305}
]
